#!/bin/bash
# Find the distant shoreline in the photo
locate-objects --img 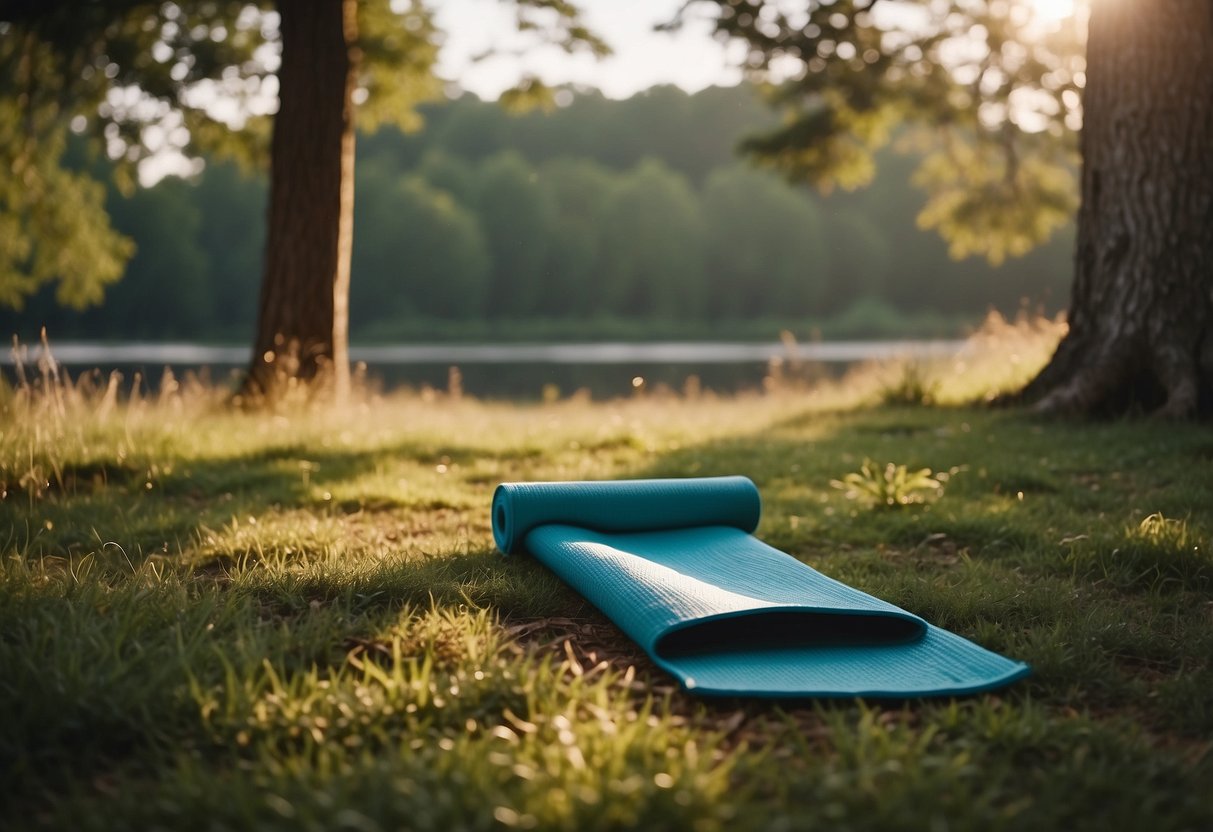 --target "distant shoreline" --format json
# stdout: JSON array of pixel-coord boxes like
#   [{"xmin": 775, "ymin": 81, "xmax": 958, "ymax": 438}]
[{"xmin": 3, "ymin": 339, "xmax": 968, "ymax": 367}]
